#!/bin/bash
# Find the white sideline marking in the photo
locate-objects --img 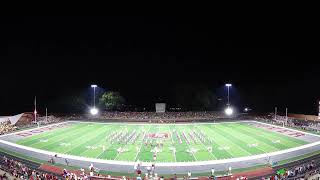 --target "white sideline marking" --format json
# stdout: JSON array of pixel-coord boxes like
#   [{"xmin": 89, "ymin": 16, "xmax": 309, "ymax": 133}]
[{"xmin": 0, "ymin": 120, "xmax": 320, "ymax": 167}]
